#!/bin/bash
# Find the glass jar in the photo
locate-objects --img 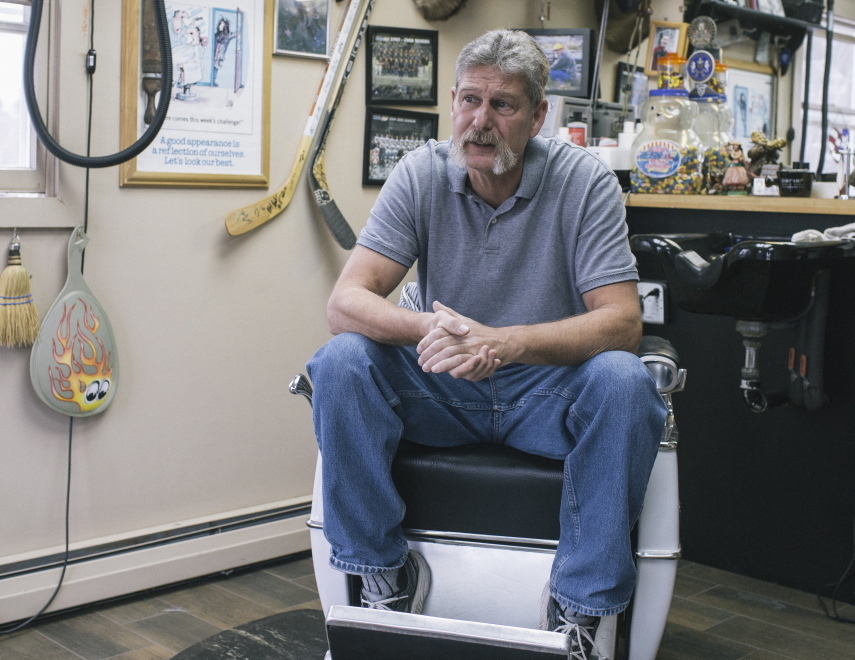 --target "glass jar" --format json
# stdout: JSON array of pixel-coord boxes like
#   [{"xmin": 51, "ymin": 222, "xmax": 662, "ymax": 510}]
[
  {"xmin": 718, "ymin": 94, "xmax": 734, "ymax": 136},
  {"xmin": 692, "ymin": 95, "xmax": 728, "ymax": 193},
  {"xmin": 710, "ymin": 62, "xmax": 728, "ymax": 96},
  {"xmin": 630, "ymin": 89, "xmax": 703, "ymax": 194},
  {"xmin": 657, "ymin": 53, "xmax": 687, "ymax": 91}
]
